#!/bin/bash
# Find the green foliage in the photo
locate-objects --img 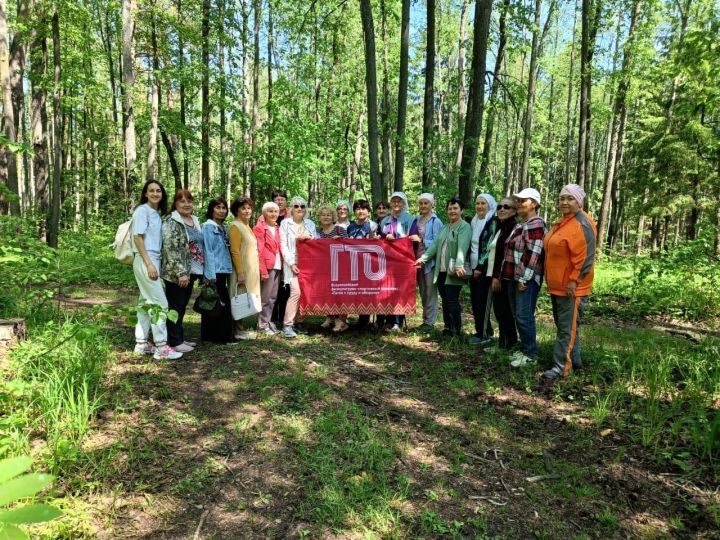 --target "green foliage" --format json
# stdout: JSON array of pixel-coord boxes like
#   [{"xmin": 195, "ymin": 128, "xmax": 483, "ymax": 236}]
[
  {"xmin": 0, "ymin": 457, "xmax": 62, "ymax": 540},
  {"xmin": 595, "ymin": 238, "xmax": 720, "ymax": 321},
  {"xmin": 4, "ymin": 320, "xmax": 111, "ymax": 474}
]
